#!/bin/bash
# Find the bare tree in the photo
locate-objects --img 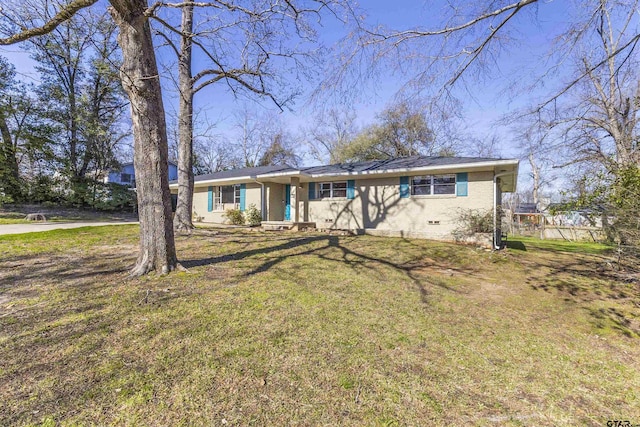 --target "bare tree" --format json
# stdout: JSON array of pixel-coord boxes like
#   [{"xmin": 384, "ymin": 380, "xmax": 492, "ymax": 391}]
[
  {"xmin": 150, "ymin": 1, "xmax": 357, "ymax": 232},
  {"xmin": 333, "ymin": 0, "xmax": 640, "ymax": 243},
  {"xmin": 345, "ymin": 1, "xmax": 640, "ymax": 166},
  {"xmin": 306, "ymin": 107, "xmax": 359, "ymax": 164},
  {"xmin": 553, "ymin": 1, "xmax": 640, "ymax": 173},
  {"xmin": 2, "ymin": 0, "xmax": 179, "ymax": 275},
  {"xmin": 322, "ymin": 0, "xmax": 544, "ymax": 102},
  {"xmin": 513, "ymin": 123, "xmax": 556, "ymax": 208},
  {"xmin": 232, "ymin": 105, "xmax": 266, "ymax": 167},
  {"xmin": 504, "ymin": 2, "xmax": 640, "ymax": 210},
  {"xmin": 193, "ymin": 135, "xmax": 238, "ymax": 174},
  {"xmin": 258, "ymin": 129, "xmax": 299, "ymax": 167},
  {"xmin": 228, "ymin": 106, "xmax": 299, "ymax": 167},
  {"xmin": 464, "ymin": 134, "xmax": 502, "ymax": 158},
  {"xmin": 172, "ymin": 3, "xmax": 196, "ymax": 232},
  {"xmin": 1, "ymin": 0, "xmax": 355, "ymax": 272}
]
